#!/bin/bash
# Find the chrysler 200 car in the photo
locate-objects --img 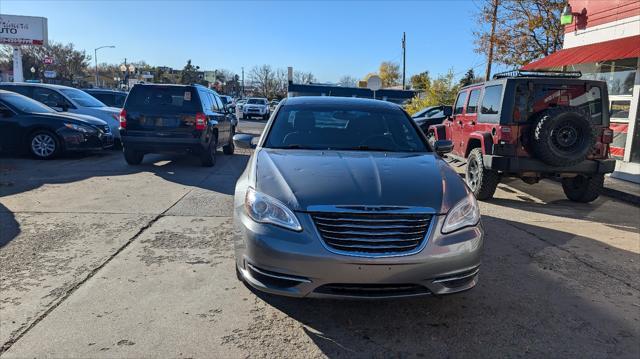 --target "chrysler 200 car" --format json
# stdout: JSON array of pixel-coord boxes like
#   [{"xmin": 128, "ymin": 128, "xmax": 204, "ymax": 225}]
[{"xmin": 232, "ymin": 97, "xmax": 483, "ymax": 299}]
